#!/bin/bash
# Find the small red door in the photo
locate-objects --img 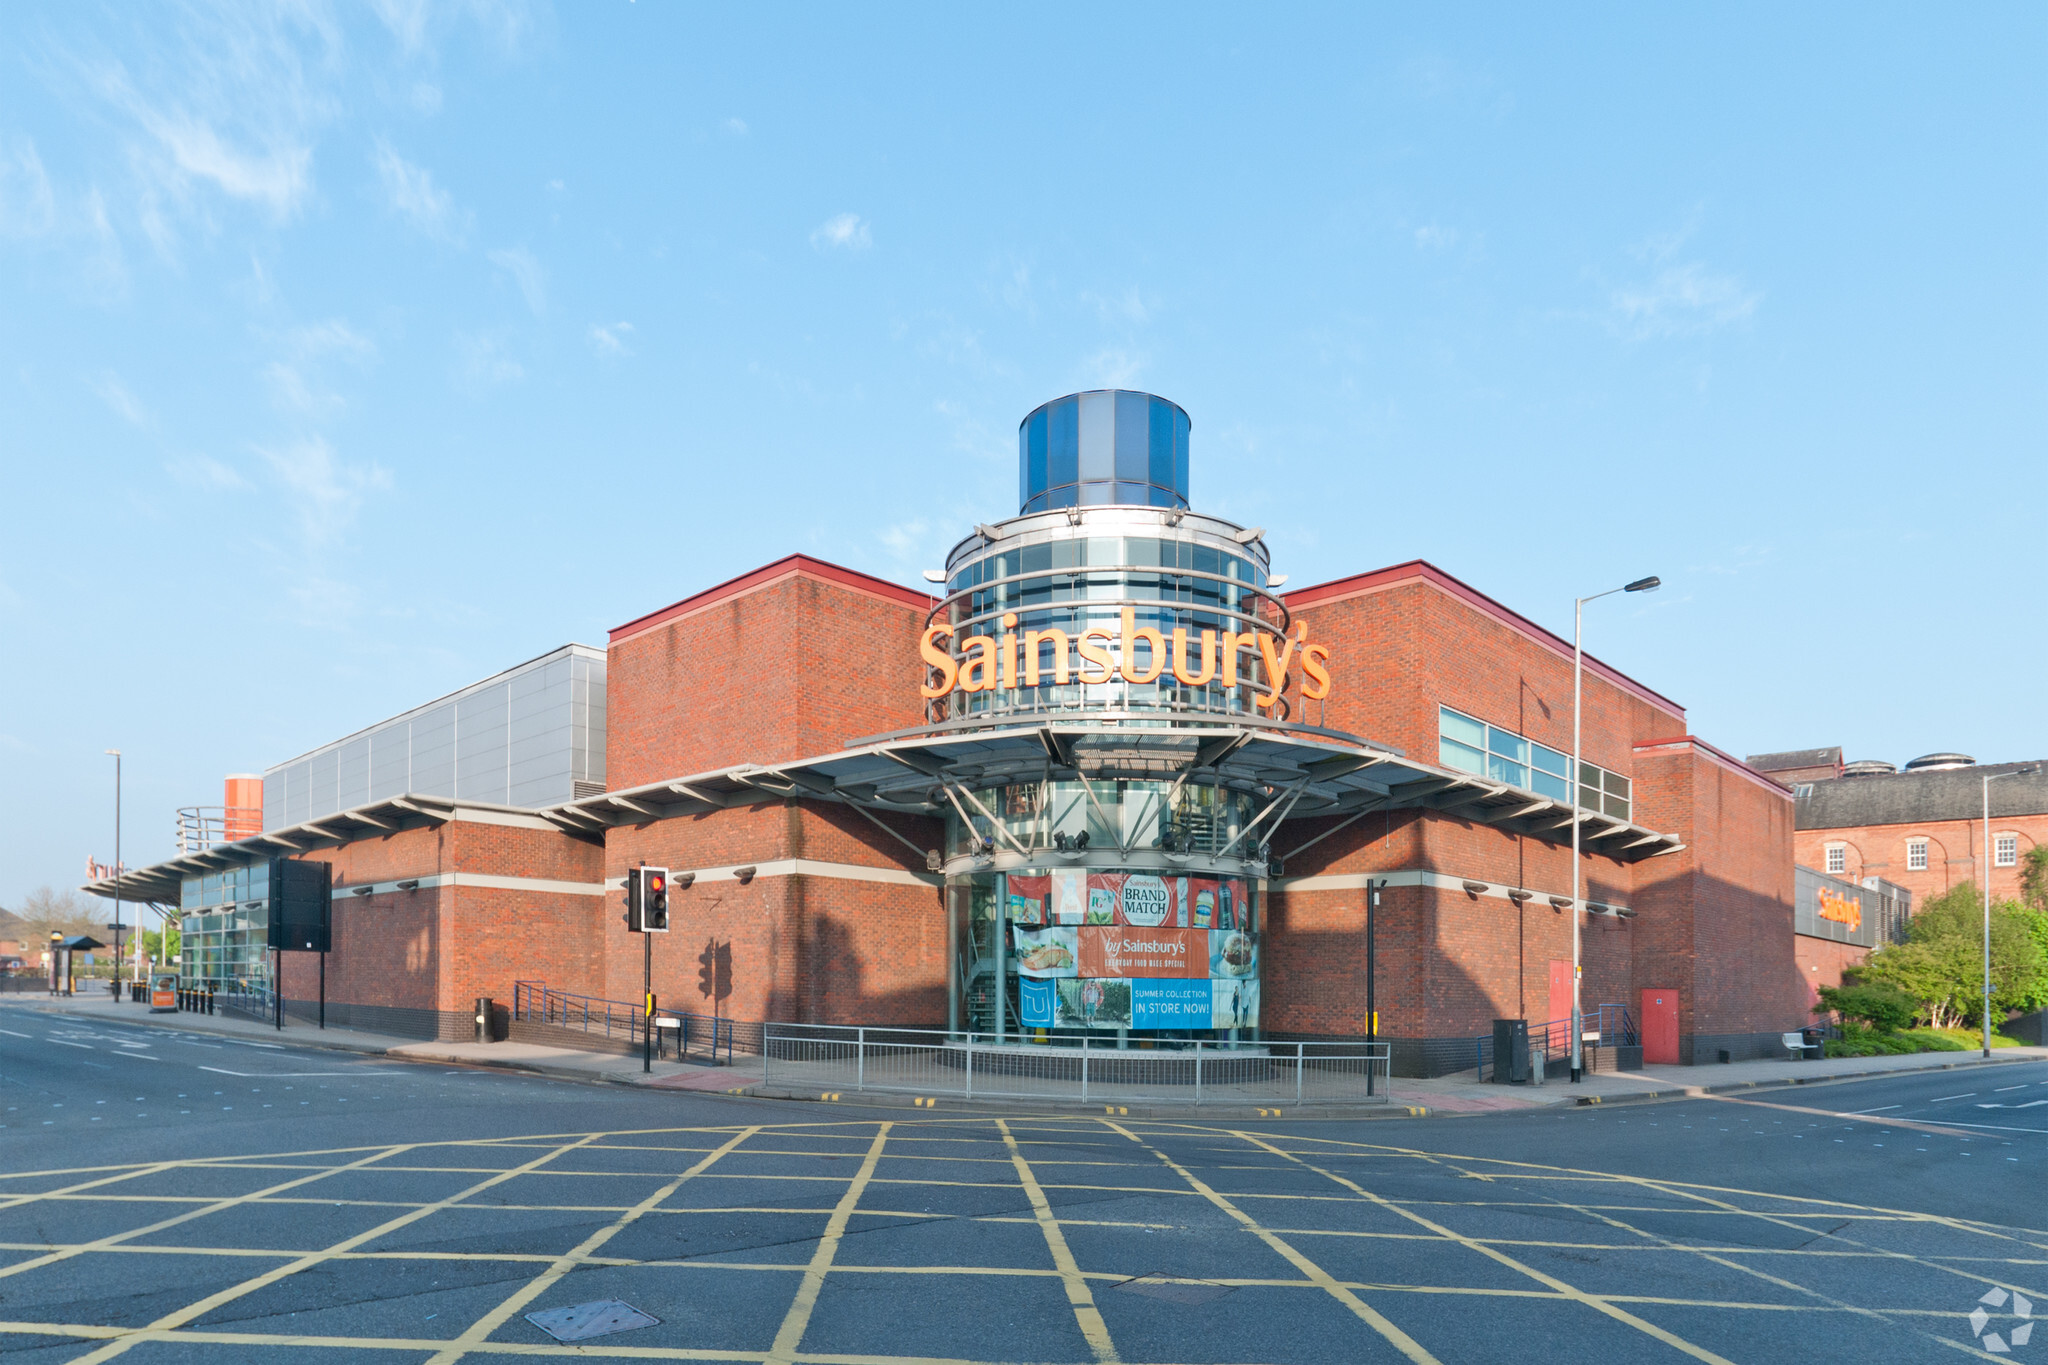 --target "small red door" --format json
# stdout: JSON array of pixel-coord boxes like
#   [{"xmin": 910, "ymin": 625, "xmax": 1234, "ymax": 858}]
[
  {"xmin": 1641, "ymin": 988, "xmax": 1679, "ymax": 1065},
  {"xmin": 1547, "ymin": 960, "xmax": 1574, "ymax": 1053}
]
